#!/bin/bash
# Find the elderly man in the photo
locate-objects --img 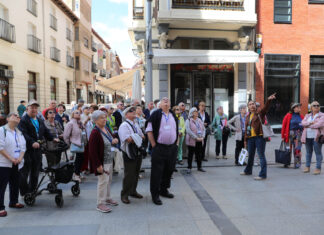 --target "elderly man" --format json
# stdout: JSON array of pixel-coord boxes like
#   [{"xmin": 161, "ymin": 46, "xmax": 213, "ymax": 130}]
[
  {"xmin": 72, "ymin": 99, "xmax": 85, "ymax": 112},
  {"xmin": 143, "ymin": 101, "xmax": 154, "ymax": 120},
  {"xmin": 42, "ymin": 100, "xmax": 58, "ymax": 117},
  {"xmin": 118, "ymin": 107, "xmax": 144, "ymax": 204},
  {"xmin": 18, "ymin": 100, "xmax": 58, "ymax": 196},
  {"xmin": 179, "ymin": 102, "xmax": 188, "ymax": 121},
  {"xmin": 113, "ymin": 101, "xmax": 124, "ymax": 130},
  {"xmin": 146, "ymin": 97, "xmax": 178, "ymax": 205}
]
